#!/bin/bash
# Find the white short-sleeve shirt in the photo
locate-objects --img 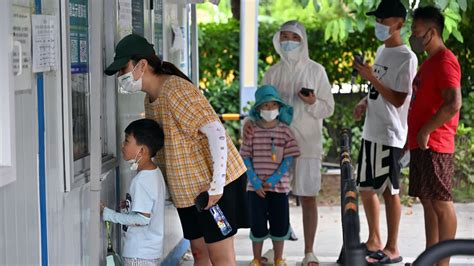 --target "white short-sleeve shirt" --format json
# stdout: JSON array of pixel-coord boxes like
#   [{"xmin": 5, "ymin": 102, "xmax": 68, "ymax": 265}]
[
  {"xmin": 362, "ymin": 45, "xmax": 418, "ymax": 148},
  {"xmin": 123, "ymin": 168, "xmax": 166, "ymax": 260}
]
